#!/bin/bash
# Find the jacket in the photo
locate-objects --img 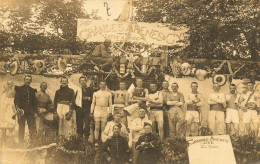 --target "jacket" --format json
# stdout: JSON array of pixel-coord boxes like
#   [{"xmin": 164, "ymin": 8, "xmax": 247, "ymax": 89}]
[{"xmin": 14, "ymin": 85, "xmax": 37, "ymax": 114}]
